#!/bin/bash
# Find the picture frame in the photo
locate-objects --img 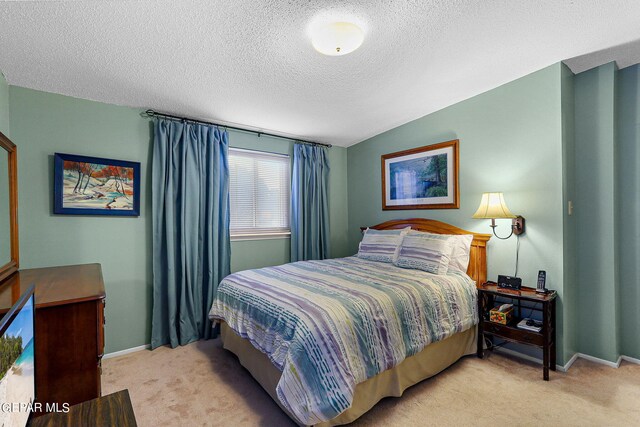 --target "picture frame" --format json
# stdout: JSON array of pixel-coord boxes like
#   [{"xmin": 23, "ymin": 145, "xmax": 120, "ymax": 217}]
[
  {"xmin": 53, "ymin": 153, "xmax": 141, "ymax": 216},
  {"xmin": 381, "ymin": 139, "xmax": 459, "ymax": 210}
]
